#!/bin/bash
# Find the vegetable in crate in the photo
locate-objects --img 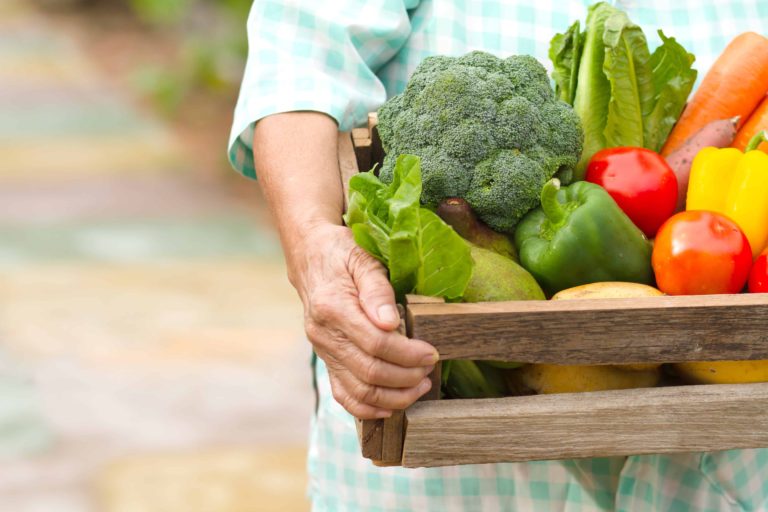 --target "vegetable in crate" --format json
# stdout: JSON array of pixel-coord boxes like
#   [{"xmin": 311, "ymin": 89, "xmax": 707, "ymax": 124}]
[
  {"xmin": 749, "ymin": 247, "xmax": 768, "ymax": 293},
  {"xmin": 551, "ymin": 2, "xmax": 697, "ymax": 178},
  {"xmin": 686, "ymin": 131, "xmax": 768, "ymax": 257},
  {"xmin": 344, "ymin": 154, "xmax": 473, "ymax": 300},
  {"xmin": 662, "ymin": 32, "xmax": 768, "ymax": 156},
  {"xmin": 442, "ymin": 243, "xmax": 544, "ymax": 398},
  {"xmin": 441, "ymin": 360, "xmax": 509, "ymax": 399},
  {"xmin": 551, "ymin": 281, "xmax": 664, "ymax": 372},
  {"xmin": 463, "ymin": 246, "xmax": 544, "ymax": 303},
  {"xmin": 652, "ymin": 211, "xmax": 752, "ymax": 295},
  {"xmin": 732, "ymin": 96, "xmax": 768, "ymax": 153},
  {"xmin": 344, "ymin": 154, "xmax": 544, "ymax": 399},
  {"xmin": 511, "ymin": 364, "xmax": 661, "ymax": 395},
  {"xmin": 509, "ymin": 281, "xmax": 664, "ymax": 395},
  {"xmin": 514, "ymin": 178, "xmax": 653, "ymax": 296},
  {"xmin": 550, "ymin": 281, "xmax": 663, "ymax": 301},
  {"xmin": 443, "ymin": 257, "xmax": 544, "ymax": 397},
  {"xmin": 664, "ymin": 117, "xmax": 740, "ymax": 212},
  {"xmin": 345, "ymin": 140, "xmax": 547, "ymax": 306},
  {"xmin": 586, "ymin": 147, "xmax": 678, "ymax": 238},
  {"xmin": 436, "ymin": 198, "xmax": 517, "ymax": 261},
  {"xmin": 376, "ymin": 51, "xmax": 584, "ymax": 233},
  {"xmin": 673, "ymin": 360, "xmax": 768, "ymax": 385},
  {"xmin": 669, "ymin": 171, "xmax": 768, "ymax": 382}
]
